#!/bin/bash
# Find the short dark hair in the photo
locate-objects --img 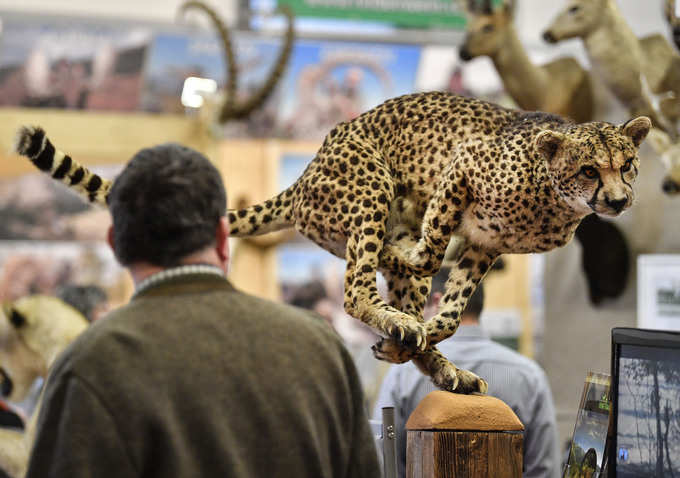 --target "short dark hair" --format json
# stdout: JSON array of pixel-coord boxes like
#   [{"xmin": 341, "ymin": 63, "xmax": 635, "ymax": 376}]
[
  {"xmin": 108, "ymin": 144, "xmax": 226, "ymax": 267},
  {"xmin": 289, "ymin": 280, "xmax": 328, "ymax": 310},
  {"xmin": 431, "ymin": 266, "xmax": 485, "ymax": 318},
  {"xmin": 56, "ymin": 284, "xmax": 107, "ymax": 322}
]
